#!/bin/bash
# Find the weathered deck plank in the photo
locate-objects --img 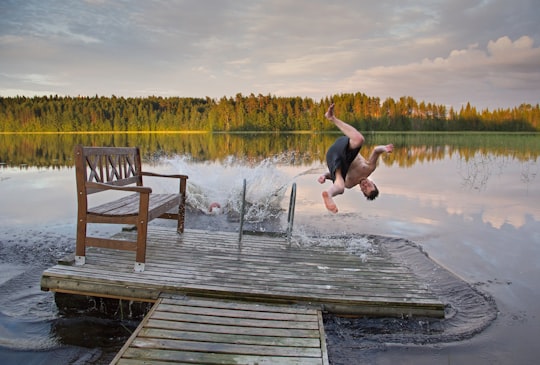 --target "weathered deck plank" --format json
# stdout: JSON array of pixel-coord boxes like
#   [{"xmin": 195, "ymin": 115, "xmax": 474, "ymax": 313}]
[
  {"xmin": 110, "ymin": 295, "xmax": 329, "ymax": 365},
  {"xmin": 41, "ymin": 227, "xmax": 444, "ymax": 317}
]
